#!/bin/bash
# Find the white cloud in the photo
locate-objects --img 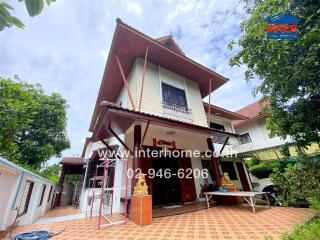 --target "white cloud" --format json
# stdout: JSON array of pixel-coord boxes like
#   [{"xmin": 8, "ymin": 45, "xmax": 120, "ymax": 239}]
[
  {"xmin": 0, "ymin": 0, "xmax": 258, "ymax": 164},
  {"xmin": 123, "ymin": 1, "xmax": 143, "ymax": 16}
]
